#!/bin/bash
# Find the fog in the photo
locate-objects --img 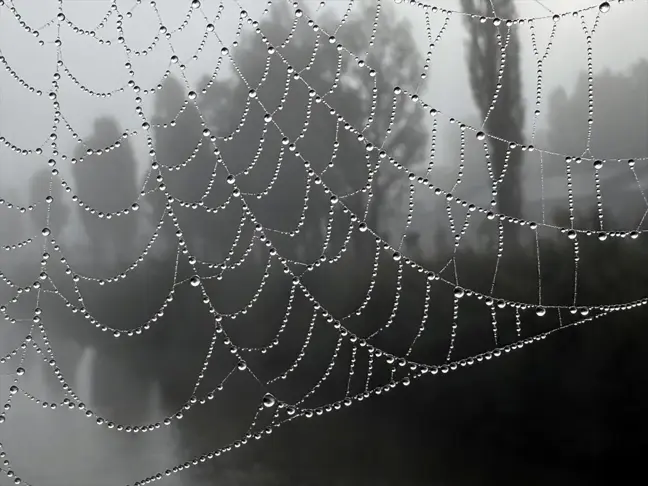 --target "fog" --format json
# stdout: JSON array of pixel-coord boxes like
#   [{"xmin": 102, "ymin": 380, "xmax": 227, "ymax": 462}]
[{"xmin": 1, "ymin": 1, "xmax": 647, "ymax": 486}]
